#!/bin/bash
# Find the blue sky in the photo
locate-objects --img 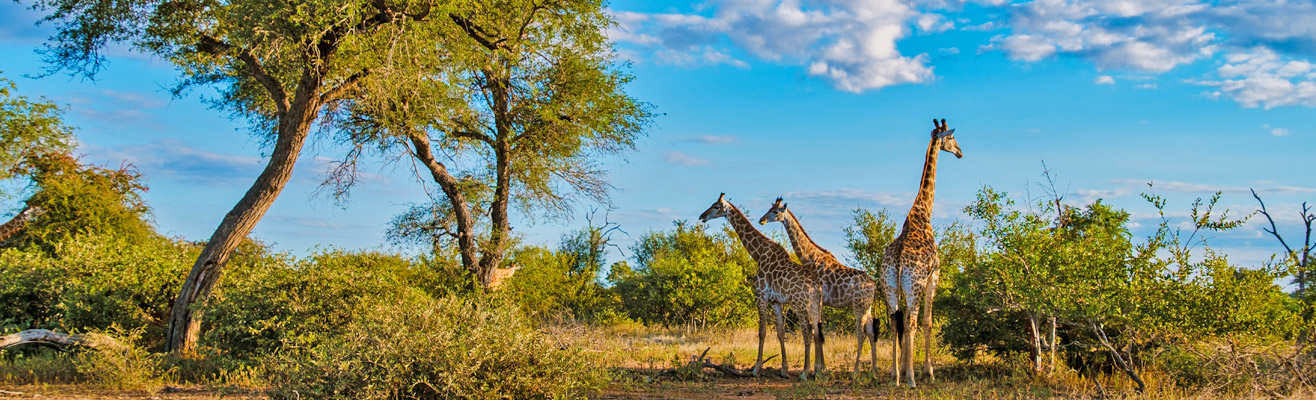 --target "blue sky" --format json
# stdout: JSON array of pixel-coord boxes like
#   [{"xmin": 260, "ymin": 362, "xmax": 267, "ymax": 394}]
[{"xmin": 0, "ymin": 0, "xmax": 1312, "ymax": 272}]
